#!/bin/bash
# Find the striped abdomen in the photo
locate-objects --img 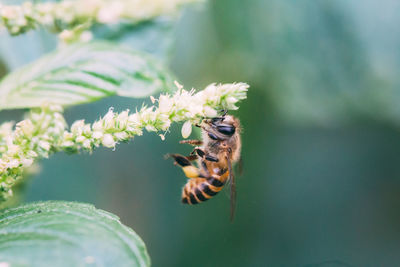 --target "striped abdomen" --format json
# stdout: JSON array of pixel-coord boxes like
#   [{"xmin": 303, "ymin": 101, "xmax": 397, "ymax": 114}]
[{"xmin": 182, "ymin": 175, "xmax": 228, "ymax": 205}]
